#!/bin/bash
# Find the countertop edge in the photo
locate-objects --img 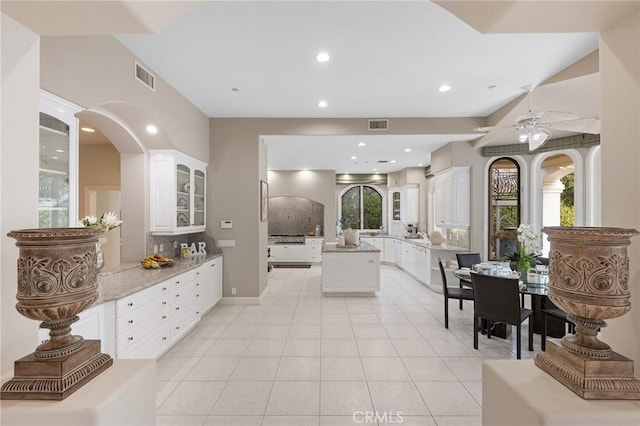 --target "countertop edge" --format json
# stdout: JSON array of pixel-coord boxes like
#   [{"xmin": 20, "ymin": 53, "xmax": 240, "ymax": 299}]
[{"xmin": 96, "ymin": 253, "xmax": 223, "ymax": 304}]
